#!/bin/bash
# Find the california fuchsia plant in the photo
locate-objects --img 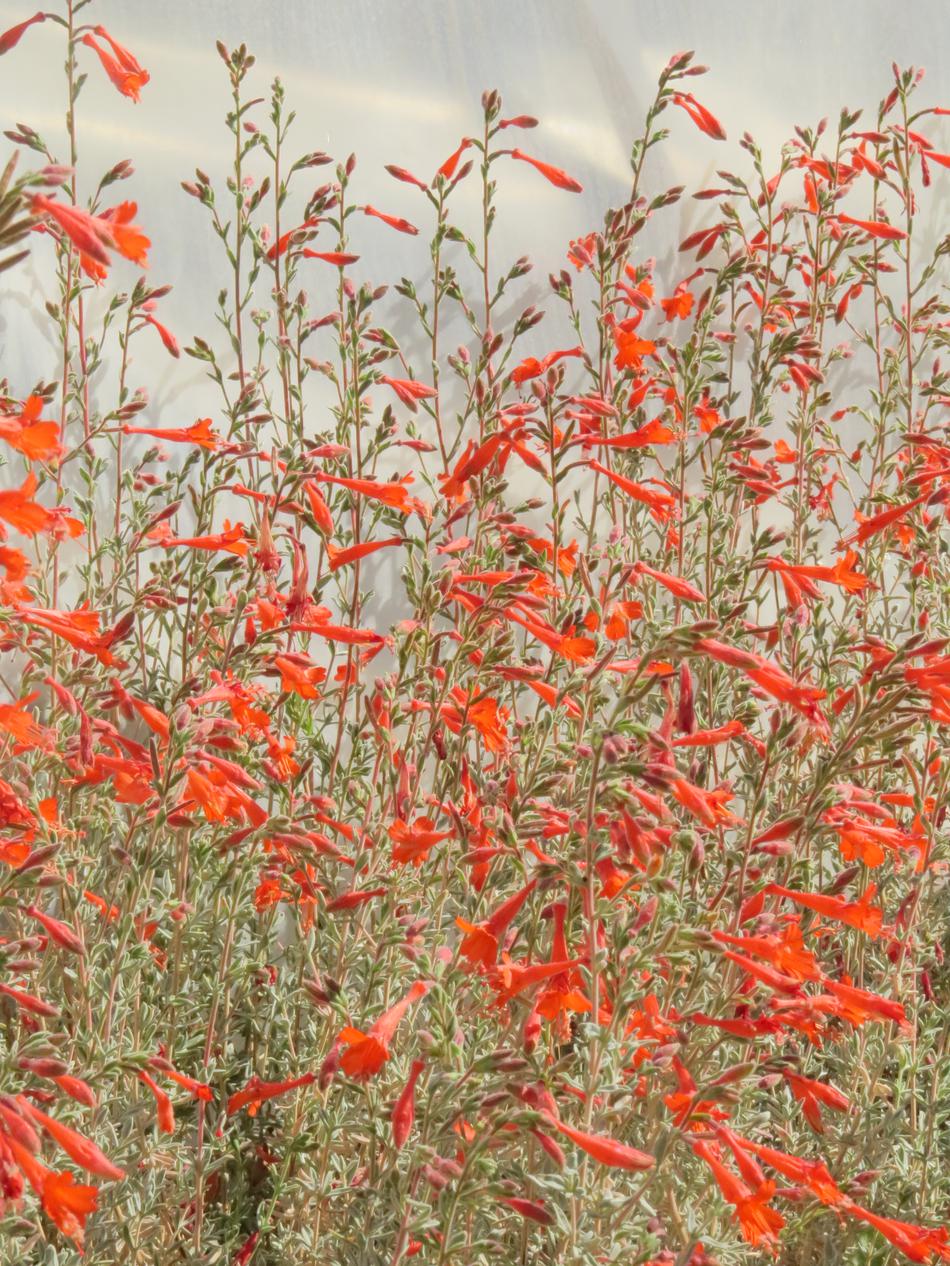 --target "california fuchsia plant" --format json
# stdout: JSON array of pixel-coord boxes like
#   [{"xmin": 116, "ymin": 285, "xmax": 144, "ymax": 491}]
[{"xmin": 0, "ymin": 7, "xmax": 948, "ymax": 1265}]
